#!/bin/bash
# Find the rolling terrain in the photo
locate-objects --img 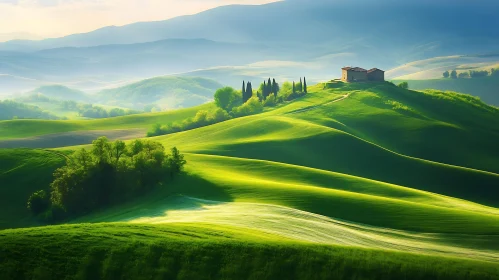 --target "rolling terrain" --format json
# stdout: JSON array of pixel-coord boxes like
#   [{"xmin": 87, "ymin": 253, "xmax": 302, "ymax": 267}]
[
  {"xmin": 392, "ymin": 77, "xmax": 499, "ymax": 106},
  {"xmin": 1, "ymin": 82, "xmax": 499, "ymax": 279}
]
